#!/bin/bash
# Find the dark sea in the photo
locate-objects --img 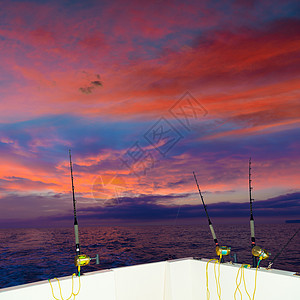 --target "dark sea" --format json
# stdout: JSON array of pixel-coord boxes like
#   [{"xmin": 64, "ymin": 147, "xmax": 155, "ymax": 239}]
[{"xmin": 0, "ymin": 224, "xmax": 299, "ymax": 289}]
